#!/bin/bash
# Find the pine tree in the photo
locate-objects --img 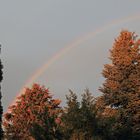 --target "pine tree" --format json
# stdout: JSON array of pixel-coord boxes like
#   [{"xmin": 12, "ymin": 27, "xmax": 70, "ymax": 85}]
[
  {"xmin": 61, "ymin": 90, "xmax": 80, "ymax": 140},
  {"xmin": 62, "ymin": 89, "xmax": 97, "ymax": 140},
  {"xmin": 80, "ymin": 89, "xmax": 97, "ymax": 140},
  {"xmin": 99, "ymin": 30, "xmax": 140, "ymax": 139},
  {"xmin": 0, "ymin": 46, "xmax": 3, "ymax": 138}
]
